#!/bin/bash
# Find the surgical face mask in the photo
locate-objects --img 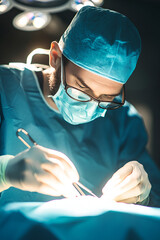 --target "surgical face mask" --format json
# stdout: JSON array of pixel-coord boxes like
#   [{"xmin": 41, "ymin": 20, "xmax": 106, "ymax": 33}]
[{"xmin": 49, "ymin": 58, "xmax": 107, "ymax": 125}]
